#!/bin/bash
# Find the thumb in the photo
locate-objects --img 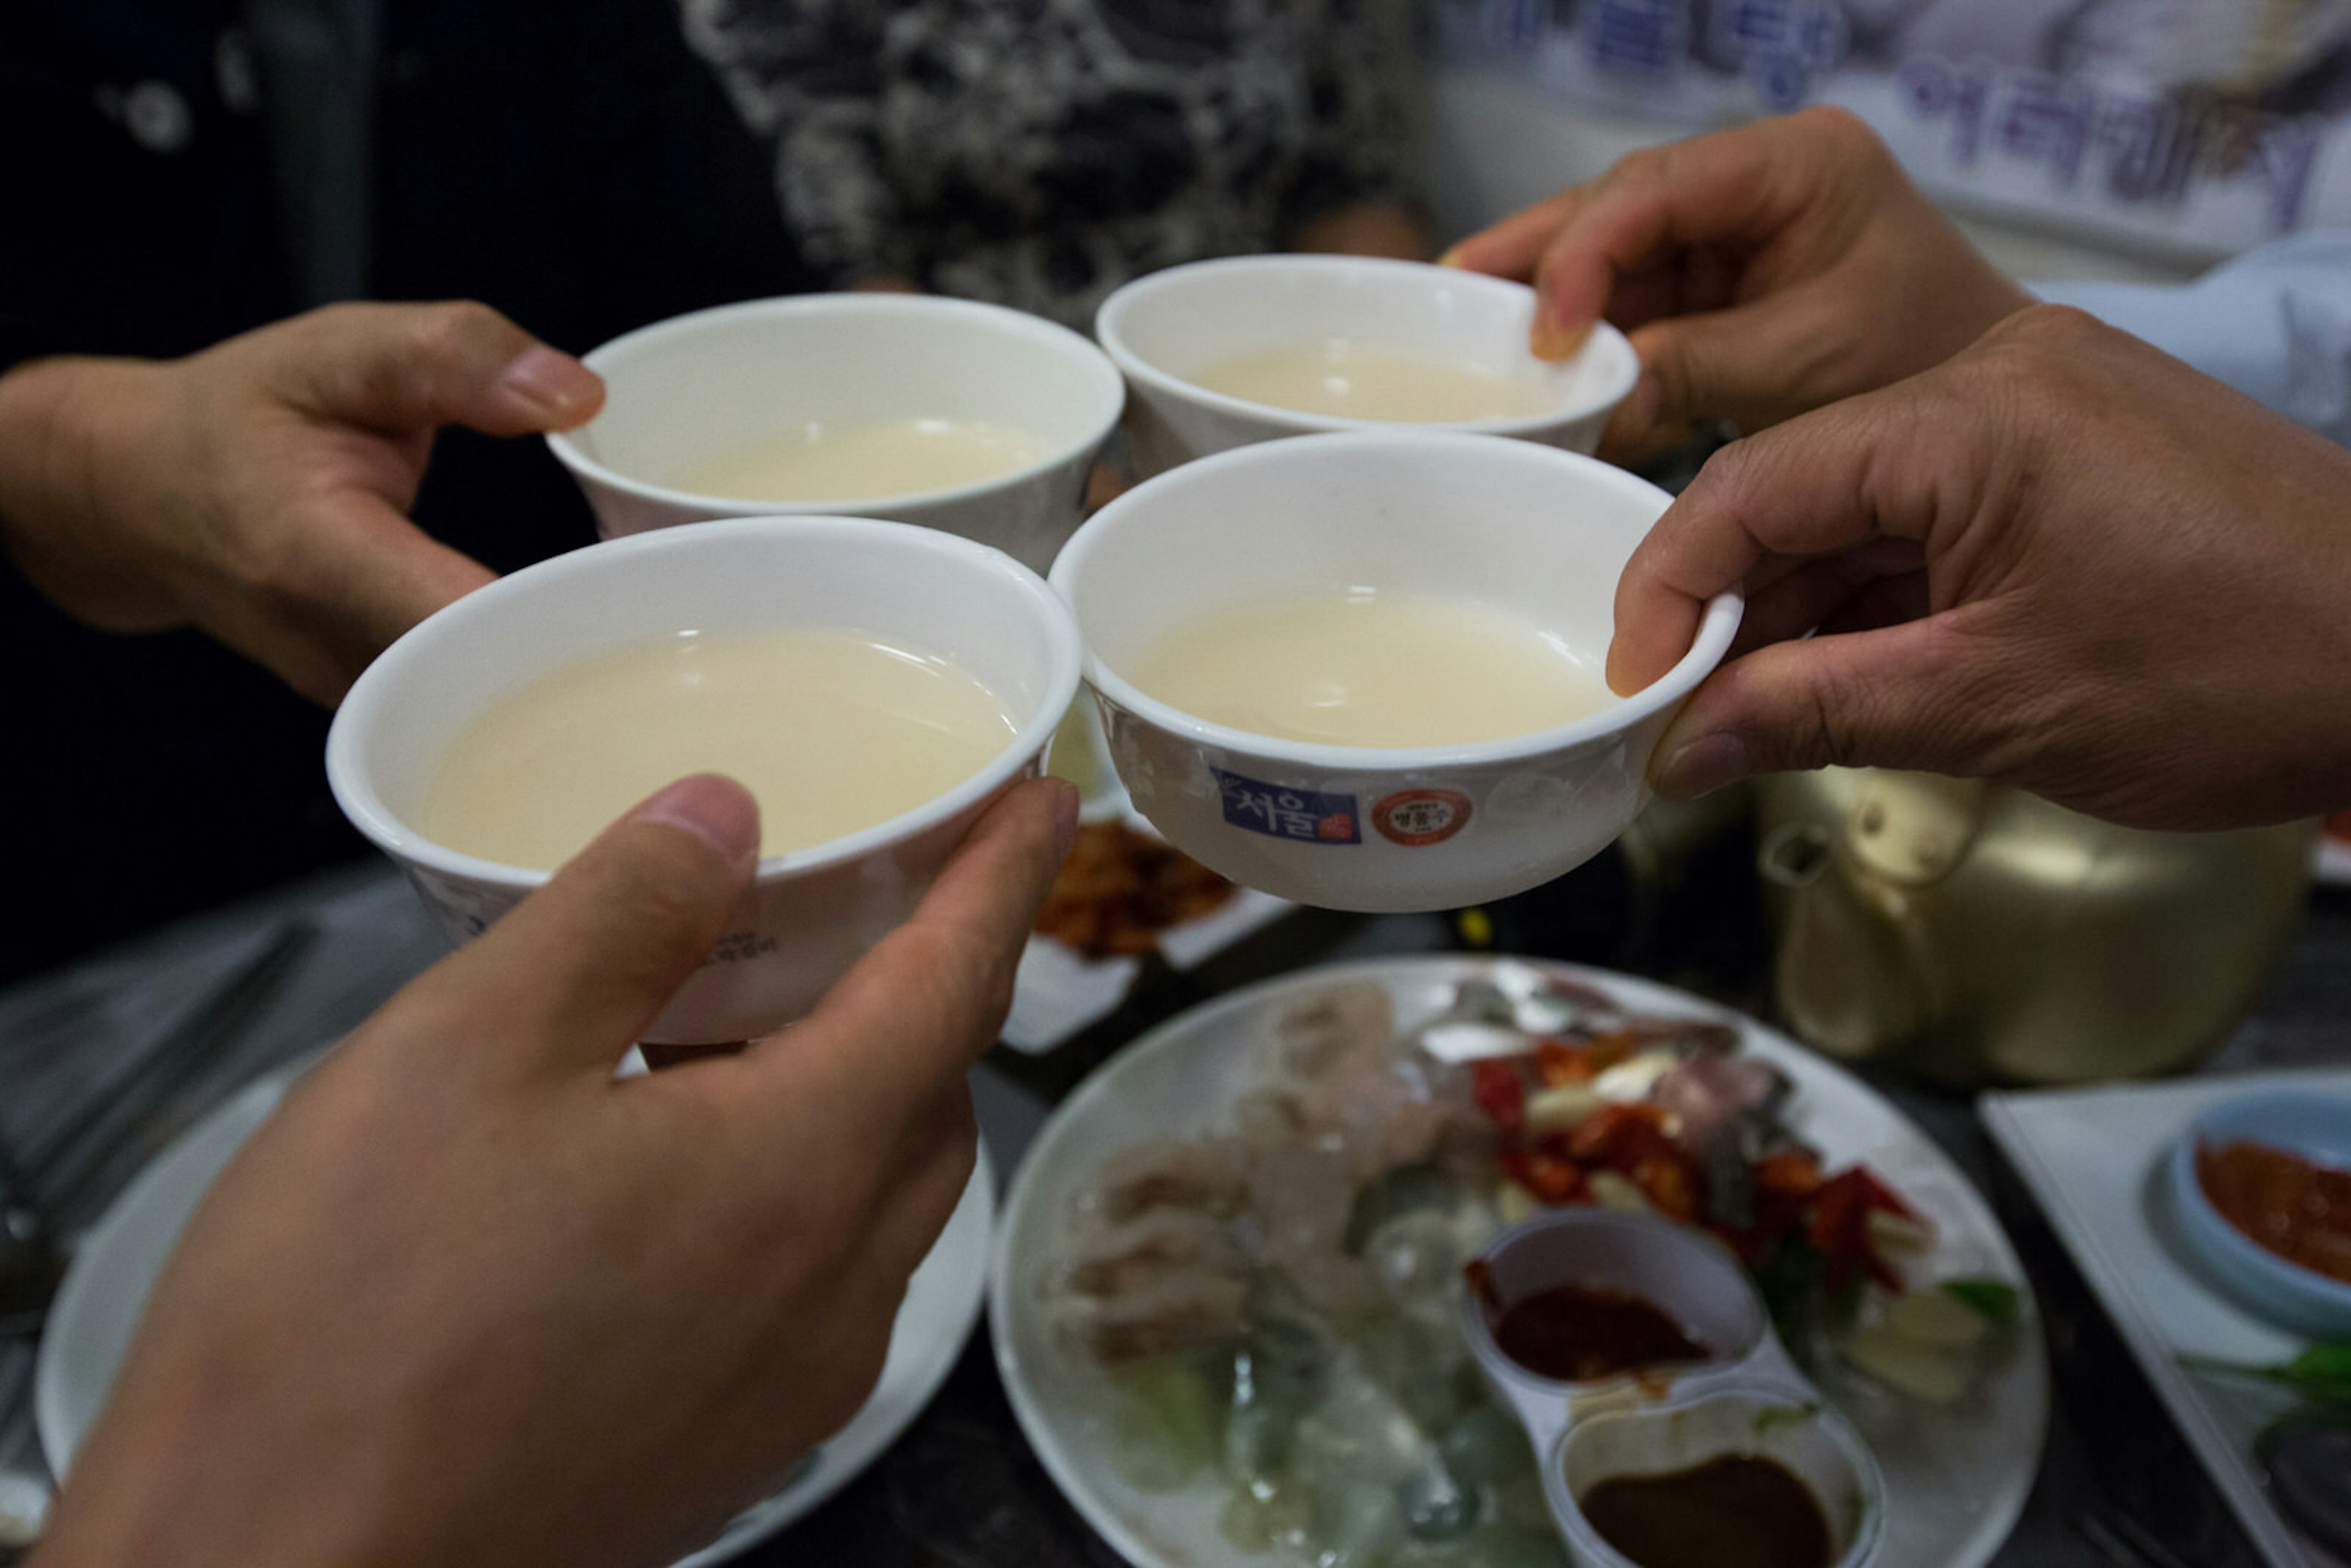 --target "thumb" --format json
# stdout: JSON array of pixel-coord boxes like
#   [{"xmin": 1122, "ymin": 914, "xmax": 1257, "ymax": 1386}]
[
  {"xmin": 768, "ymin": 776, "xmax": 1079, "ymax": 1135},
  {"xmin": 1647, "ymin": 618, "xmax": 1990, "ymax": 797},
  {"xmin": 421, "ymin": 775, "xmax": 761, "ymax": 1076},
  {"xmin": 274, "ymin": 301, "xmax": 605, "ymax": 437}
]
